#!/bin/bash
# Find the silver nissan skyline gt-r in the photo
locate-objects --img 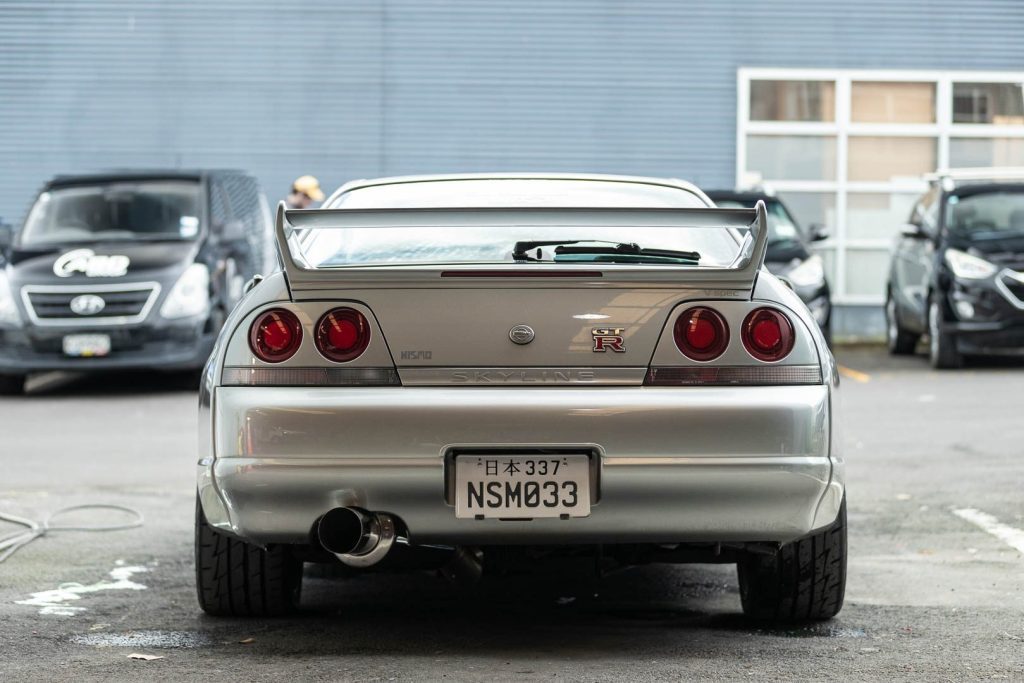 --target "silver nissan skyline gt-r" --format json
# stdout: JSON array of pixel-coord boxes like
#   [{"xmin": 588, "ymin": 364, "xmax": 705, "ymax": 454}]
[{"xmin": 195, "ymin": 173, "xmax": 845, "ymax": 623}]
